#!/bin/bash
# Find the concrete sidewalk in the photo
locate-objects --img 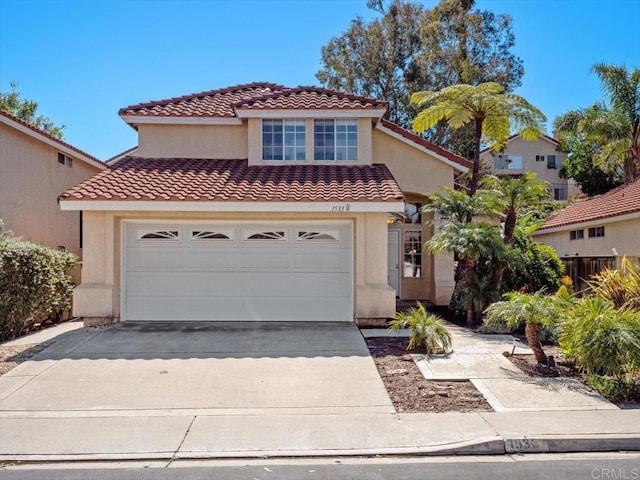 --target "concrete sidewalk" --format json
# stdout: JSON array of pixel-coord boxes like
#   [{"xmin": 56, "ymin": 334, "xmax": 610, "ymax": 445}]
[
  {"xmin": 0, "ymin": 321, "xmax": 638, "ymax": 462},
  {"xmin": 1, "ymin": 409, "xmax": 638, "ymax": 461}
]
